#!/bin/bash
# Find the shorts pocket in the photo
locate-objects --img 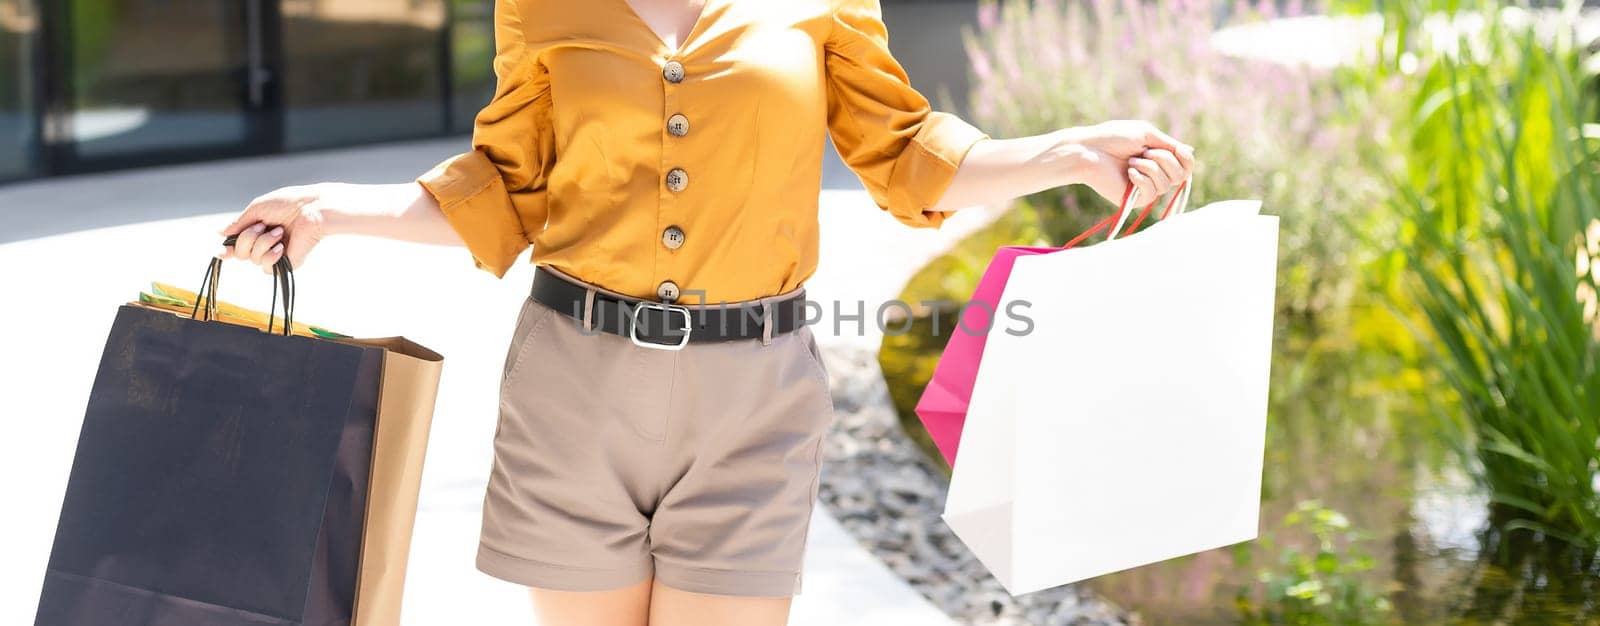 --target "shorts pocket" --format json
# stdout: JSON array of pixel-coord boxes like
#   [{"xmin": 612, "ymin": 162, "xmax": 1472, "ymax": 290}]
[
  {"xmin": 792, "ymin": 326, "xmax": 836, "ymax": 432},
  {"xmin": 796, "ymin": 326, "xmax": 830, "ymax": 389},
  {"xmin": 501, "ymin": 297, "xmax": 557, "ymax": 394}
]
